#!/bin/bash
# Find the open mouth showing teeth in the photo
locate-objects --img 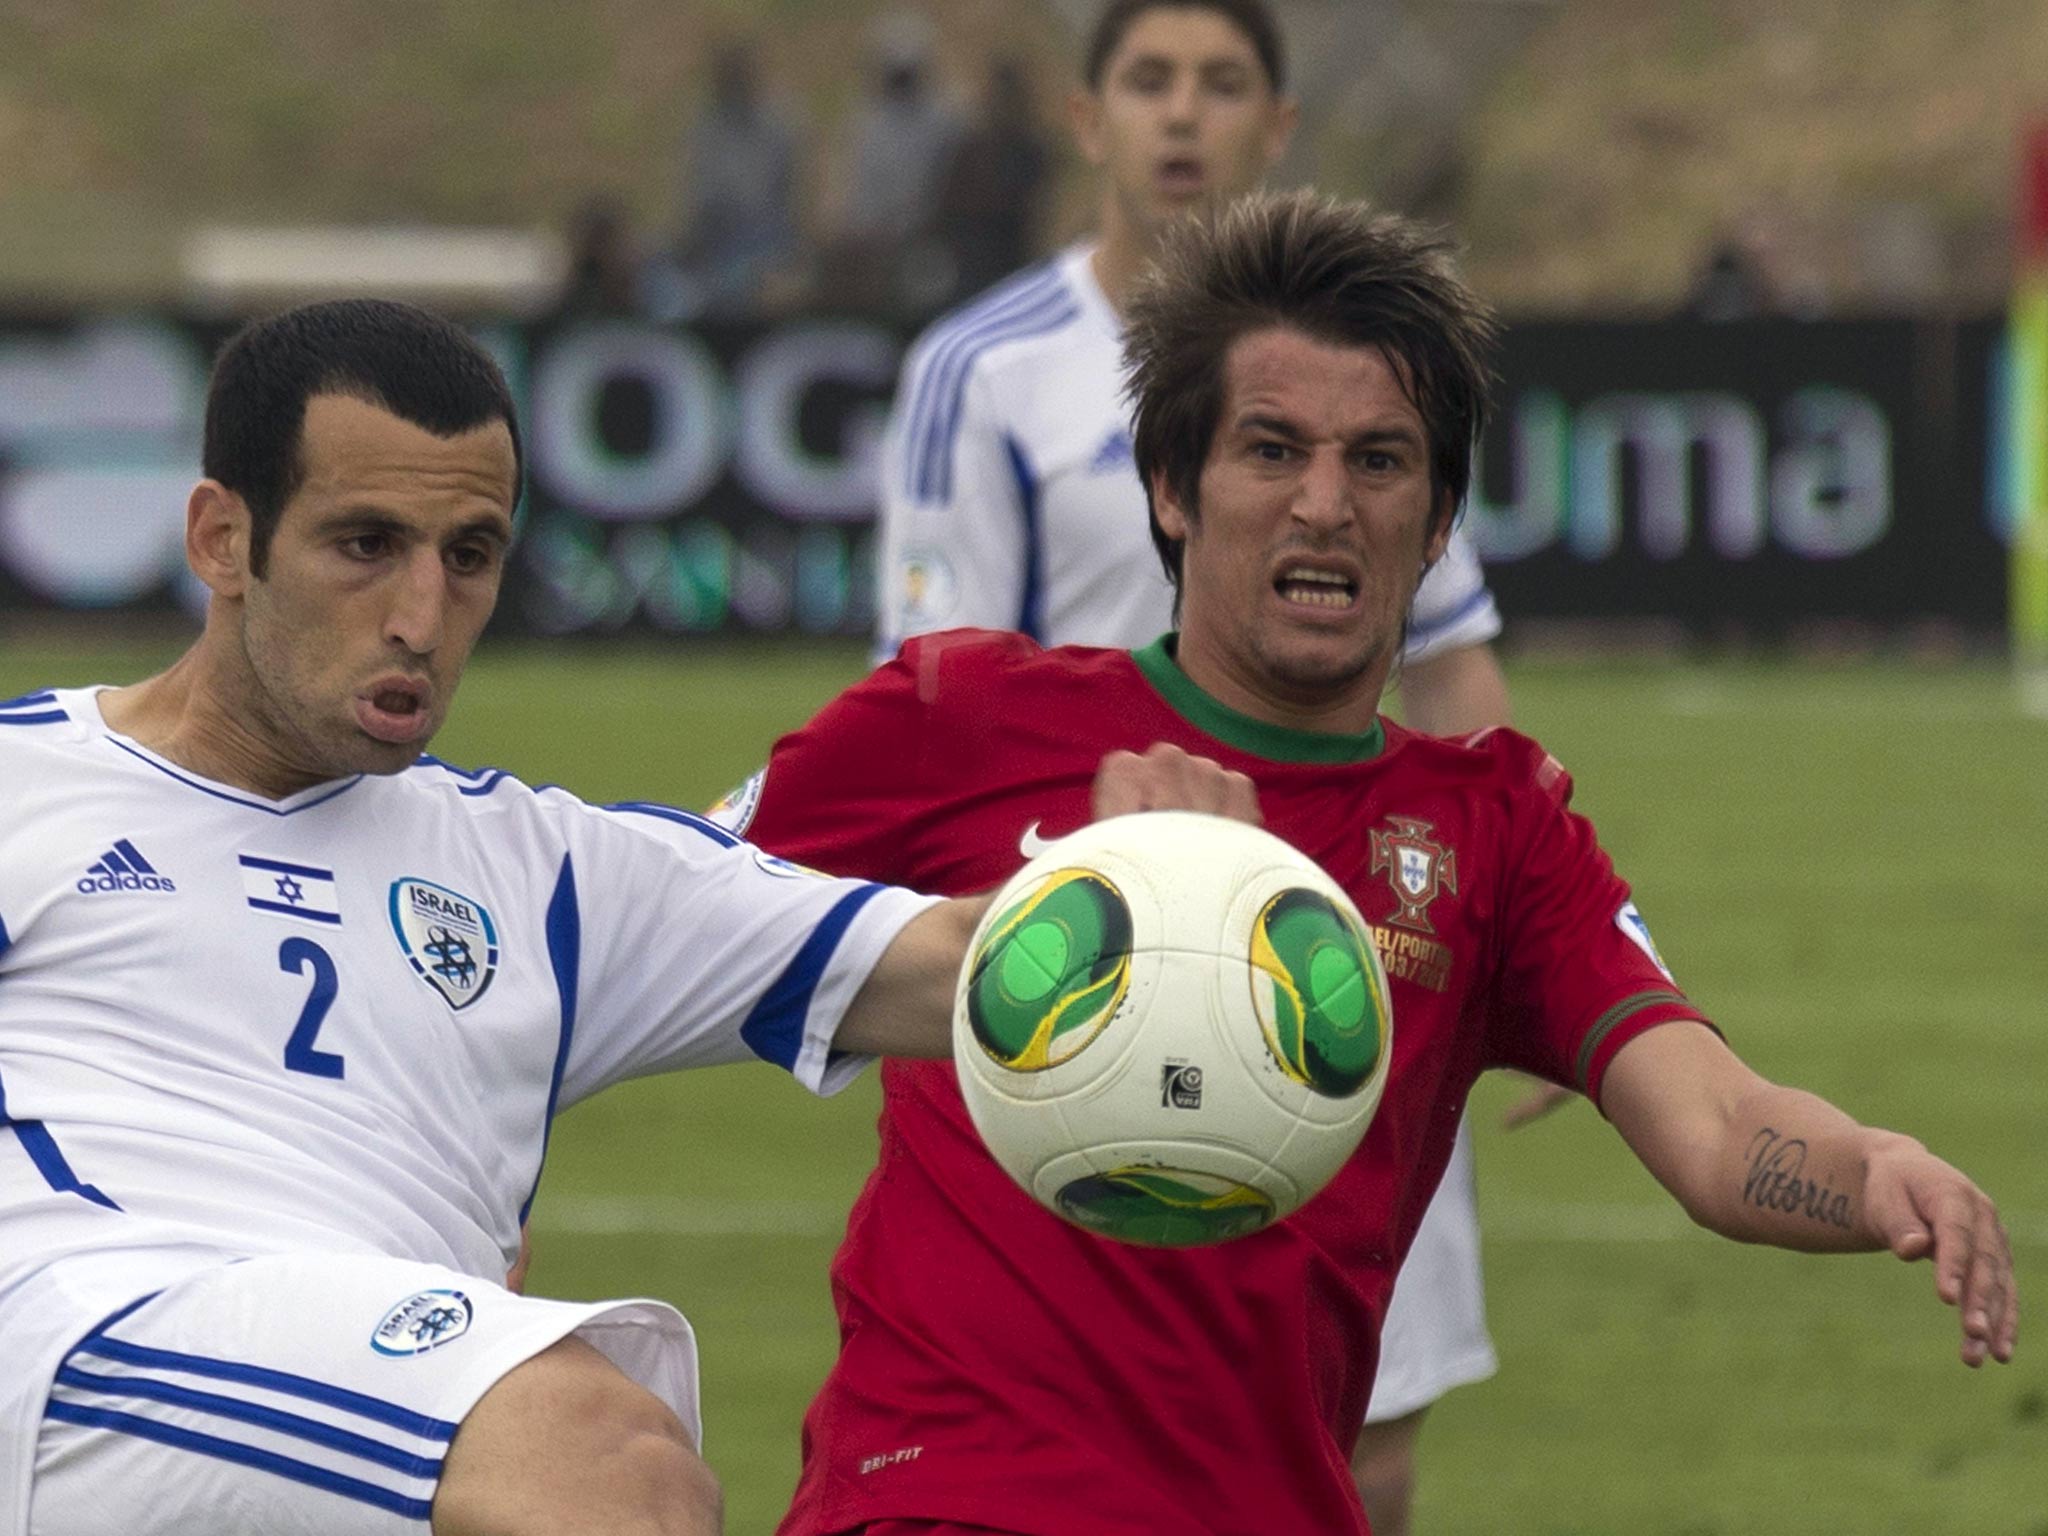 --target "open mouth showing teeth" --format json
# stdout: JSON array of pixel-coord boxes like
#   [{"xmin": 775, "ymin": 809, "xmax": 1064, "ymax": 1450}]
[{"xmin": 1276, "ymin": 569, "xmax": 1356, "ymax": 609}]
